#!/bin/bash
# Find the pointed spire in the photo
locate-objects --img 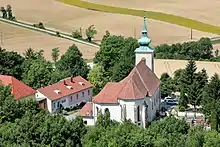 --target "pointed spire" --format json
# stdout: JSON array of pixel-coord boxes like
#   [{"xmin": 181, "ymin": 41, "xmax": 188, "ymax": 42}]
[
  {"xmin": 138, "ymin": 16, "xmax": 151, "ymax": 46},
  {"xmin": 142, "ymin": 16, "xmax": 147, "ymax": 33}
]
